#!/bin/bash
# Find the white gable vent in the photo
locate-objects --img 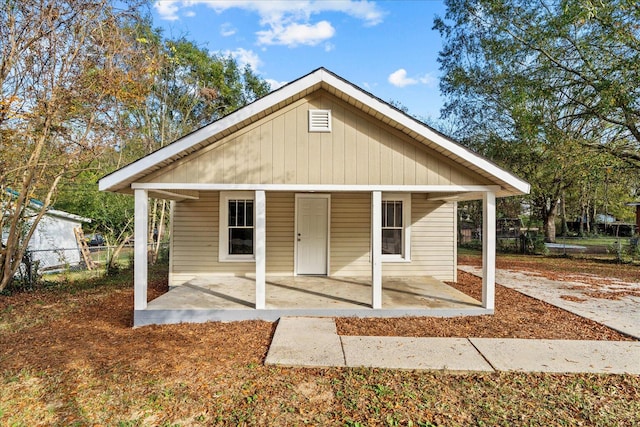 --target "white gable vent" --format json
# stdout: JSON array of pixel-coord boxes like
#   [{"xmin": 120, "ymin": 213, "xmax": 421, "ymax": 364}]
[{"xmin": 308, "ymin": 109, "xmax": 332, "ymax": 132}]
